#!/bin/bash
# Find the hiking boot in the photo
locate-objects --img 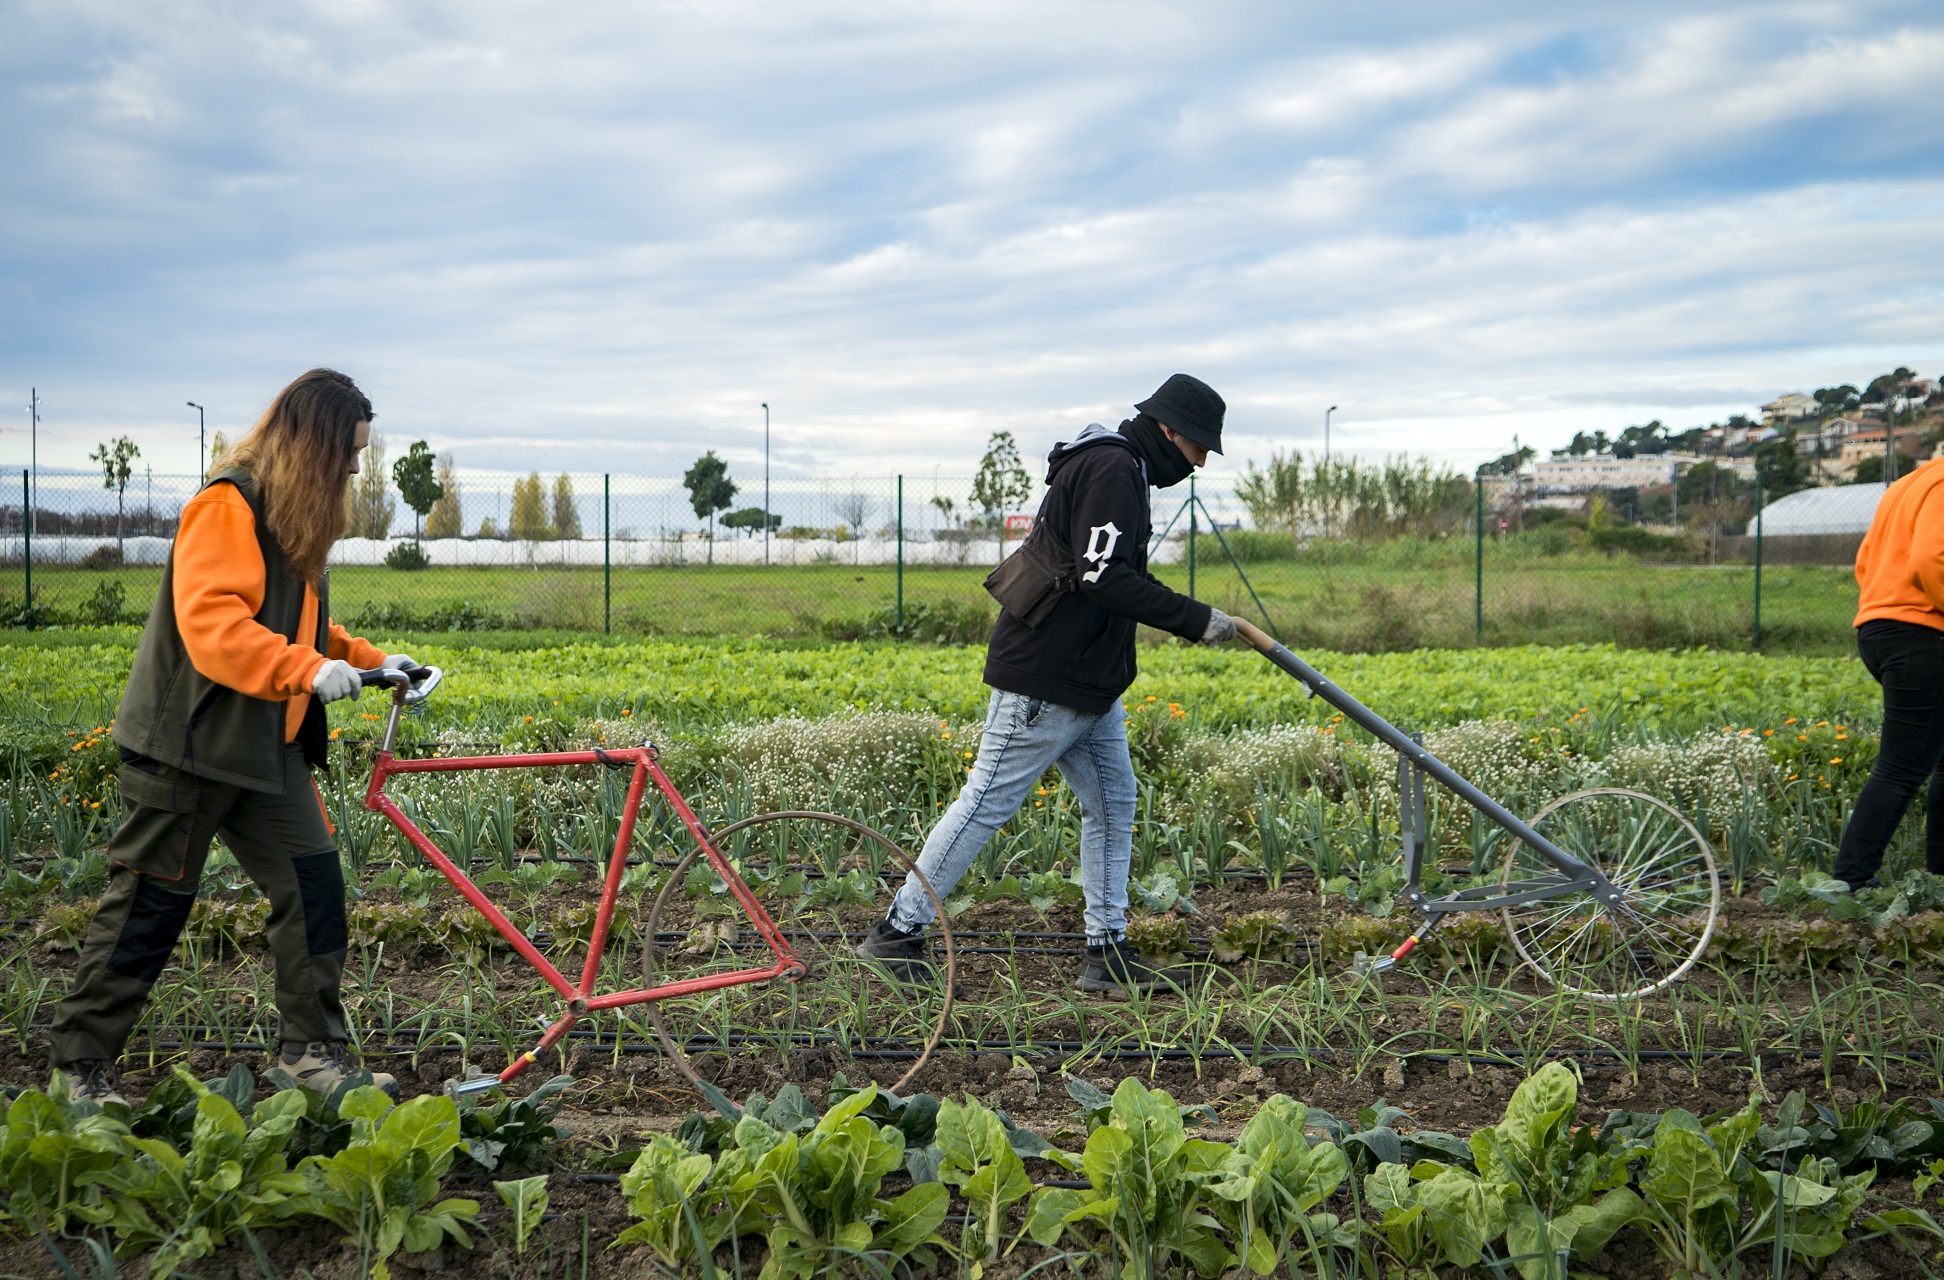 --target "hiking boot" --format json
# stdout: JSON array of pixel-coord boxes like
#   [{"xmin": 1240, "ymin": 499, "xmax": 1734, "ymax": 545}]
[
  {"xmin": 280, "ymin": 1040, "xmax": 399, "ymax": 1100},
  {"xmin": 854, "ymin": 917, "xmax": 935, "ymax": 984},
  {"xmin": 1074, "ymin": 939, "xmax": 1181, "ymax": 997},
  {"xmin": 62, "ymin": 1059, "xmax": 127, "ymax": 1108}
]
